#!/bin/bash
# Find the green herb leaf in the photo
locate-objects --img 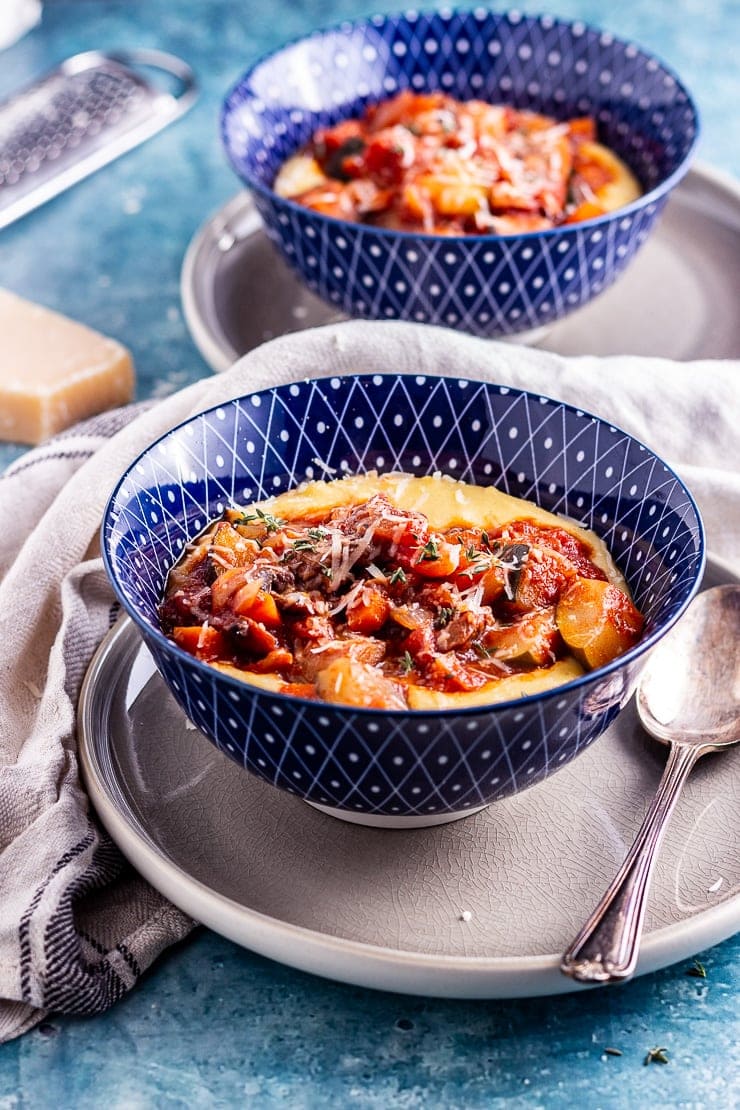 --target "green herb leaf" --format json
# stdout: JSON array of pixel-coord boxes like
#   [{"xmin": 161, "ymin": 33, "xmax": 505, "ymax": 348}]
[
  {"xmin": 399, "ymin": 651, "xmax": 414, "ymax": 675},
  {"xmin": 419, "ymin": 538, "xmax": 439, "ymax": 562},
  {"xmin": 389, "ymin": 566, "xmax": 407, "ymax": 586},
  {"xmin": 234, "ymin": 508, "xmax": 286, "ymax": 533},
  {"xmin": 686, "ymin": 959, "xmax": 707, "ymax": 979},
  {"xmin": 292, "ymin": 538, "xmax": 317, "ymax": 552},
  {"xmin": 307, "ymin": 527, "xmax": 327, "ymax": 541},
  {"xmin": 435, "ymin": 607, "xmax": 453, "ymax": 628},
  {"xmin": 473, "ymin": 640, "xmax": 493, "ymax": 659},
  {"xmin": 644, "ymin": 1047, "xmax": 669, "ymax": 1066}
]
